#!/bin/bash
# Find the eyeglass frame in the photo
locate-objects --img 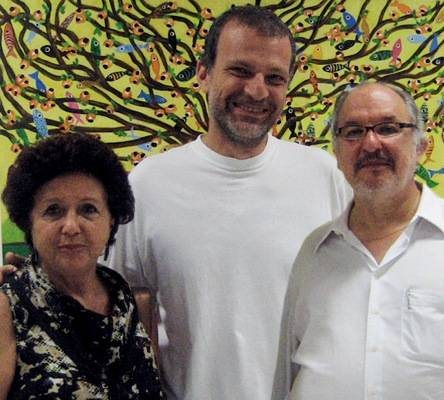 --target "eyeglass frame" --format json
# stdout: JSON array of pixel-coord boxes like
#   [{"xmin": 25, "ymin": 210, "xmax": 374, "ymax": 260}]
[{"xmin": 335, "ymin": 122, "xmax": 417, "ymax": 141}]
